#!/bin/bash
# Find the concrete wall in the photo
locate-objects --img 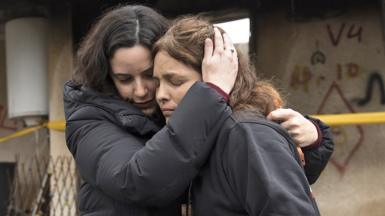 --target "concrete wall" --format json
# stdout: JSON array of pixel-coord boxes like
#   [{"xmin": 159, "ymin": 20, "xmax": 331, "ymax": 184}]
[
  {"xmin": 255, "ymin": 5, "xmax": 385, "ymax": 216},
  {"xmin": 48, "ymin": 5, "xmax": 73, "ymax": 158},
  {"xmin": 47, "ymin": 5, "xmax": 76, "ymax": 215},
  {"xmin": 0, "ymin": 4, "xmax": 75, "ymax": 214}
]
